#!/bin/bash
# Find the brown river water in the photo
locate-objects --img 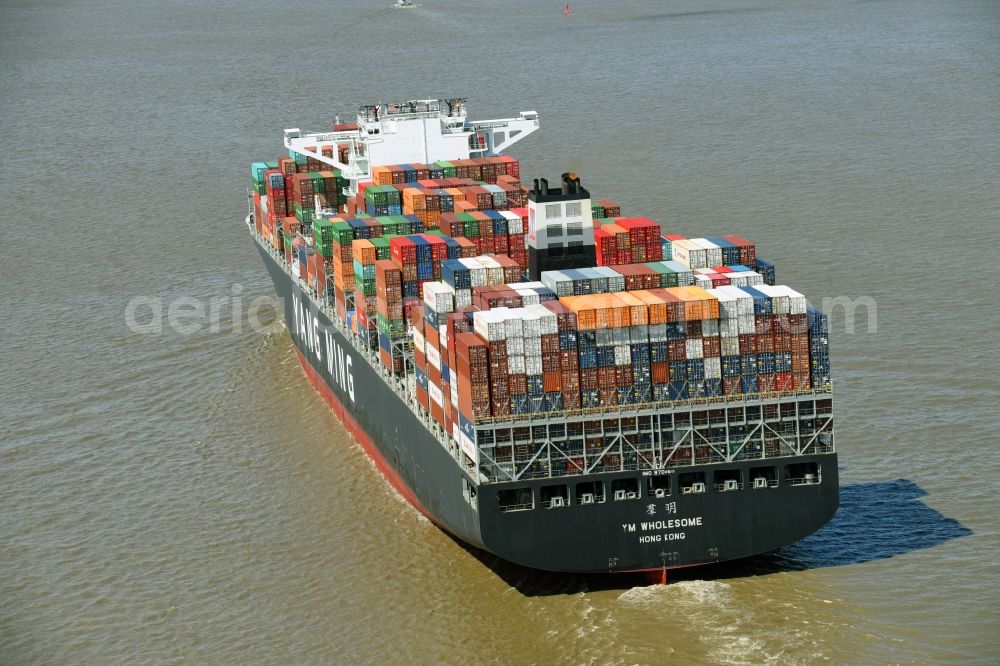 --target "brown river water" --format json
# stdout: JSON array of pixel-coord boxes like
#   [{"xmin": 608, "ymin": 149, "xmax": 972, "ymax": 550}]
[{"xmin": 1, "ymin": 0, "xmax": 998, "ymax": 663}]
